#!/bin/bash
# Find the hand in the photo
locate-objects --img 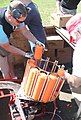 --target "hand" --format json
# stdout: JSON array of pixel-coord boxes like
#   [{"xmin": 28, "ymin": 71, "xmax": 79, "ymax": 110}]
[
  {"xmin": 36, "ymin": 40, "xmax": 45, "ymax": 48},
  {"xmin": 65, "ymin": 71, "xmax": 81, "ymax": 88},
  {"xmin": 35, "ymin": 40, "xmax": 48, "ymax": 52},
  {"xmin": 25, "ymin": 52, "xmax": 33, "ymax": 58}
]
